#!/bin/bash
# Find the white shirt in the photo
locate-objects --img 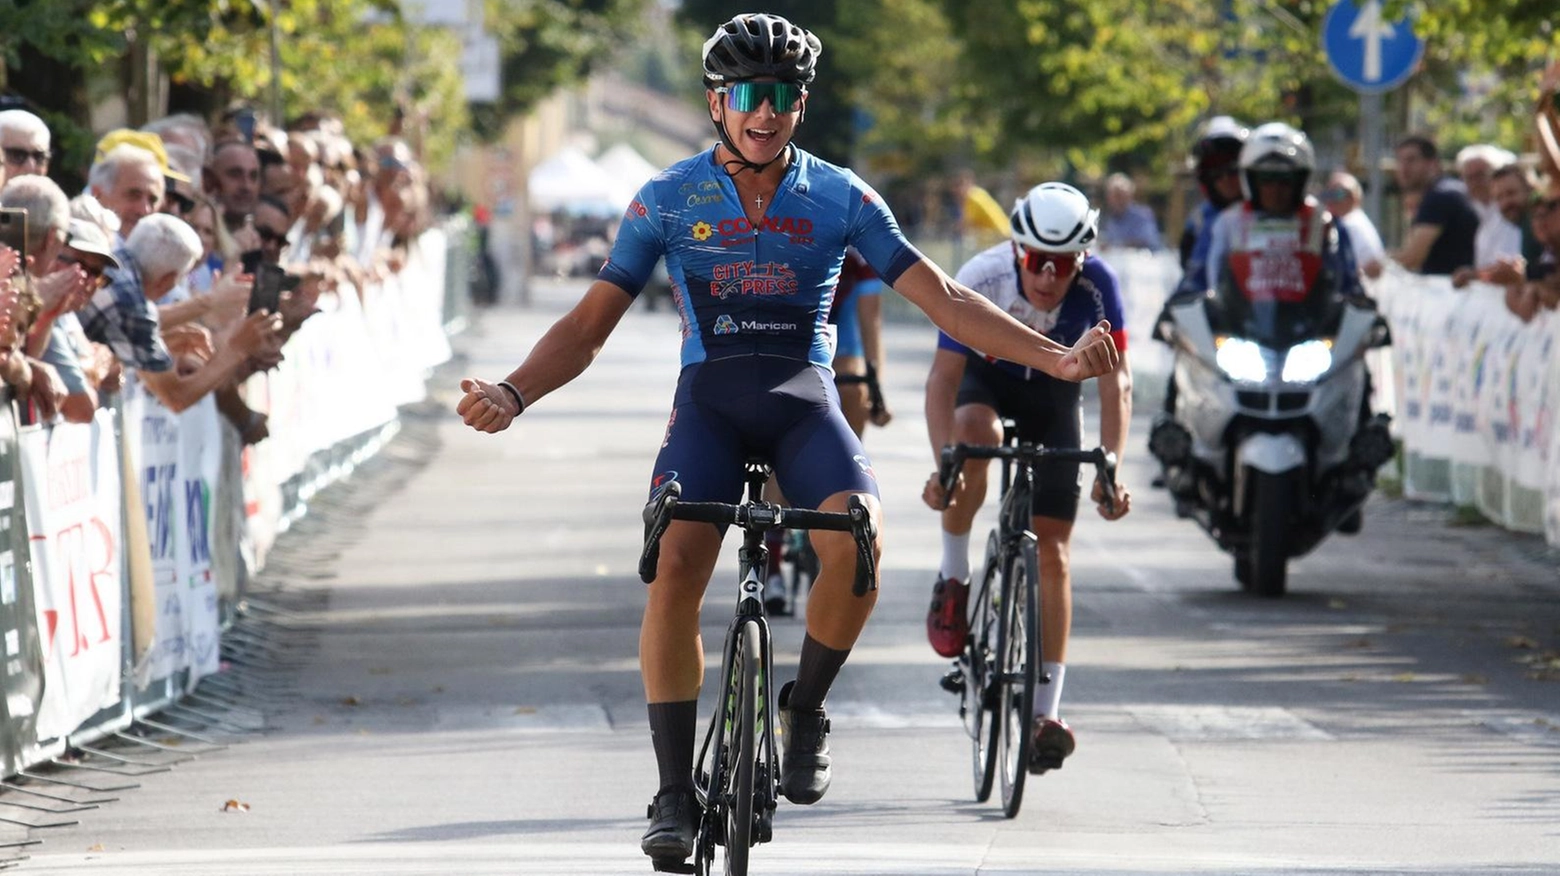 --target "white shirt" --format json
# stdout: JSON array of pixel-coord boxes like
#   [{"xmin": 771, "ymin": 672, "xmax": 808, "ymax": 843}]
[
  {"xmin": 1336, "ymin": 208, "xmax": 1385, "ymax": 269},
  {"xmin": 1474, "ymin": 214, "xmax": 1522, "ymax": 268}
]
